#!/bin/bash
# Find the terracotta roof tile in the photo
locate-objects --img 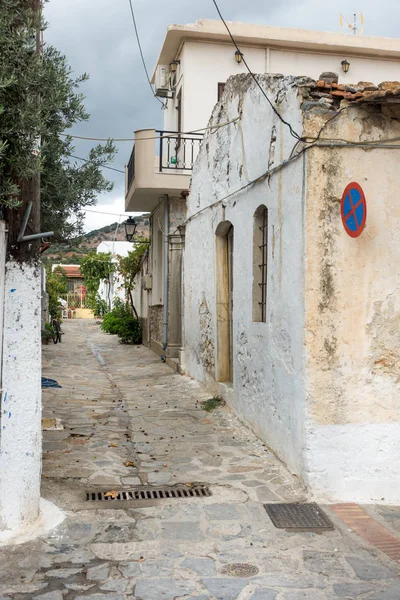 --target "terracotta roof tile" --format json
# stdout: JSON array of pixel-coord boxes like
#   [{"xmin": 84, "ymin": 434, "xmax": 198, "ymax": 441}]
[
  {"xmin": 301, "ymin": 76, "xmax": 400, "ymax": 111},
  {"xmin": 62, "ymin": 265, "xmax": 82, "ymax": 278}
]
